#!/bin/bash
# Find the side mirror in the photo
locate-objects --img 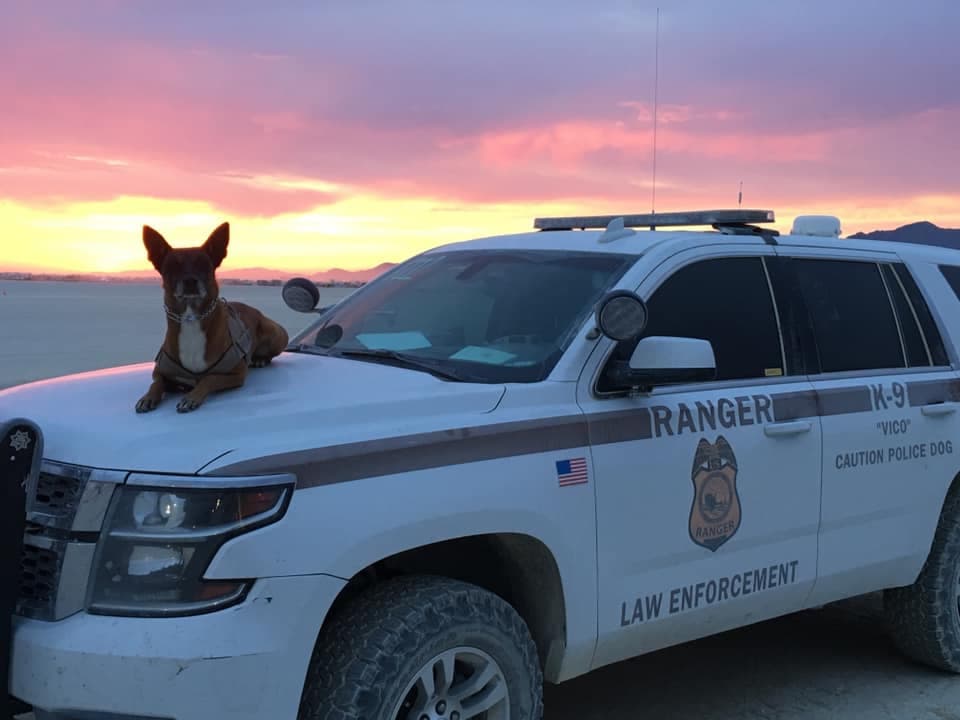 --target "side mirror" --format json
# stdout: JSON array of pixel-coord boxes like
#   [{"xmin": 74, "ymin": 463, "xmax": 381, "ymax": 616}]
[
  {"xmin": 595, "ymin": 290, "xmax": 648, "ymax": 342},
  {"xmin": 282, "ymin": 277, "xmax": 321, "ymax": 313},
  {"xmin": 609, "ymin": 336, "xmax": 717, "ymax": 389}
]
